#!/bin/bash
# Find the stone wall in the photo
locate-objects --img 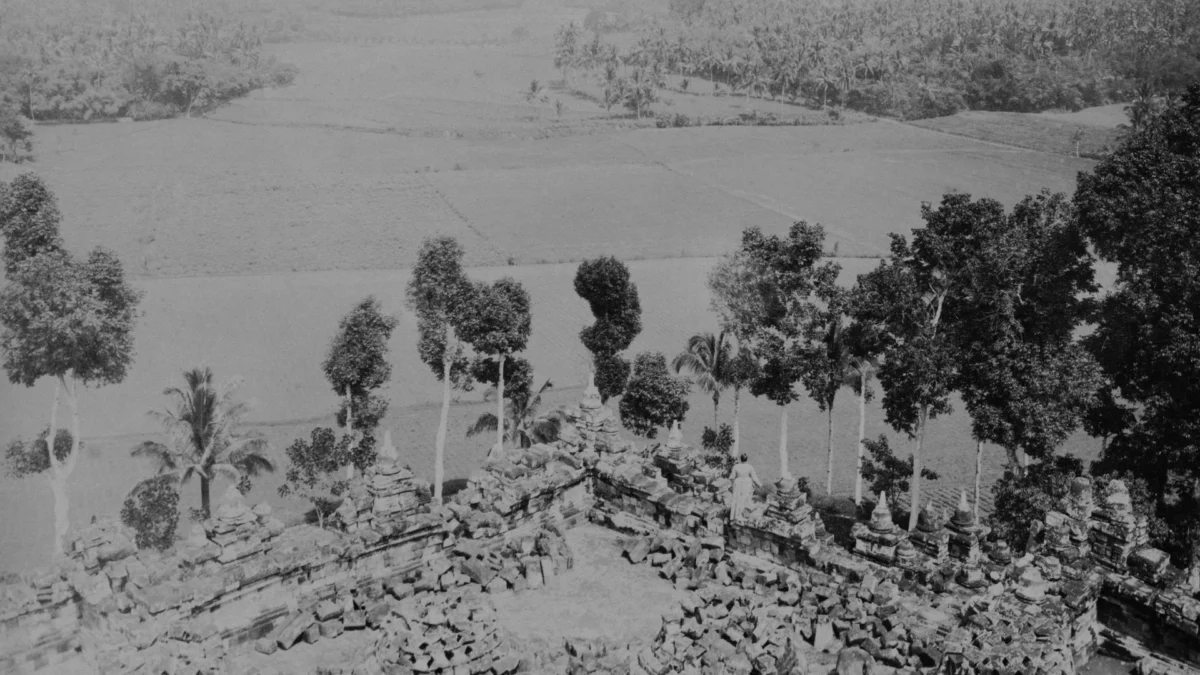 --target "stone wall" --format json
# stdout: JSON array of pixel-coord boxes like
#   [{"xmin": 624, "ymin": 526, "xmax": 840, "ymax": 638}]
[
  {"xmin": 0, "ymin": 439, "xmax": 592, "ymax": 675},
  {"xmin": 4, "ymin": 385, "xmax": 1200, "ymax": 675}
]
